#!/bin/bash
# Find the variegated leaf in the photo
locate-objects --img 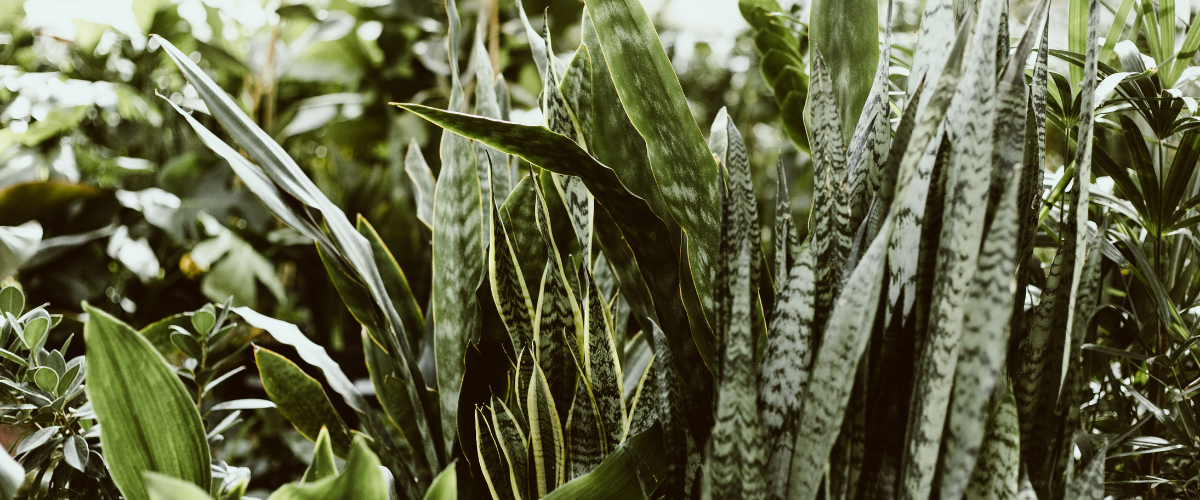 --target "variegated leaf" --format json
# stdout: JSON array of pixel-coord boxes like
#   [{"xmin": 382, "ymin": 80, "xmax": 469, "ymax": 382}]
[
  {"xmin": 808, "ymin": 48, "xmax": 852, "ymax": 331},
  {"xmin": 710, "ymin": 108, "xmax": 760, "ymax": 349},
  {"xmin": 1063, "ymin": 441, "xmax": 1106, "ymax": 499},
  {"xmin": 491, "ymin": 396, "xmax": 530, "ymax": 500},
  {"xmin": 528, "ymin": 362, "xmax": 565, "ymax": 496},
  {"xmin": 561, "ymin": 44, "xmax": 595, "ymax": 149},
  {"xmin": 531, "ymin": 174, "xmax": 585, "ymax": 419},
  {"xmin": 566, "ymin": 377, "xmax": 605, "ymax": 479},
  {"xmin": 773, "ymin": 161, "xmax": 796, "ymax": 288},
  {"xmin": 962, "ymin": 376, "xmax": 1021, "ymax": 500},
  {"xmin": 583, "ymin": 268, "xmax": 626, "ymax": 451},
  {"xmin": 939, "ymin": 167, "xmax": 1023, "ymax": 500},
  {"xmin": 477, "ymin": 407, "xmax": 515, "ymax": 500},
  {"xmin": 651, "ymin": 321, "xmax": 691, "ymax": 498},
  {"xmin": 845, "ymin": 0, "xmax": 894, "ymax": 227},
  {"xmin": 788, "ymin": 217, "xmax": 893, "ymax": 500},
  {"xmin": 758, "ymin": 242, "xmax": 814, "ymax": 499},
  {"xmin": 474, "ymin": 33, "xmax": 509, "ymax": 210},
  {"xmin": 489, "ymin": 195, "xmax": 537, "ymax": 356},
  {"xmin": 623, "ymin": 357, "xmax": 657, "ymax": 443},
  {"xmin": 431, "ymin": 0, "xmax": 484, "ymax": 457},
  {"xmin": 707, "ymin": 238, "xmax": 768, "ymax": 499},
  {"xmin": 899, "ymin": 1, "xmax": 1003, "ymax": 496}
]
